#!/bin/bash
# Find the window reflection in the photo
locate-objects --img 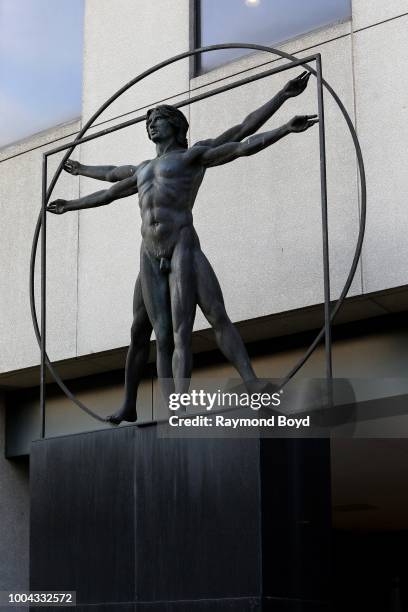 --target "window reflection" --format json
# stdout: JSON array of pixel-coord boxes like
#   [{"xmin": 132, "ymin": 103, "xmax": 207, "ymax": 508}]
[{"xmin": 198, "ymin": 0, "xmax": 351, "ymax": 73}]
